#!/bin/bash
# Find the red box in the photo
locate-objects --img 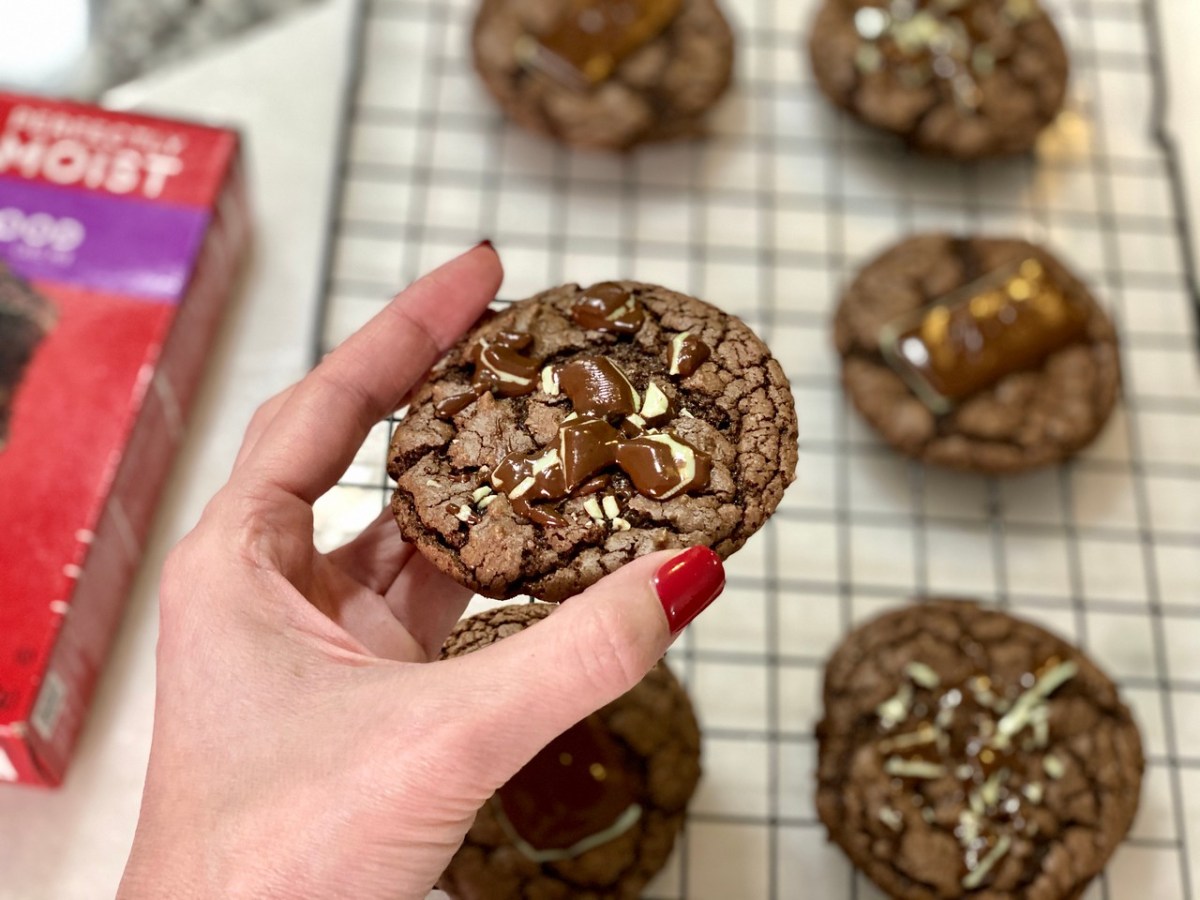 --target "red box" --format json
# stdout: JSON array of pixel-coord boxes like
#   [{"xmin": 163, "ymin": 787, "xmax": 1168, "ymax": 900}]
[{"xmin": 0, "ymin": 93, "xmax": 249, "ymax": 786}]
